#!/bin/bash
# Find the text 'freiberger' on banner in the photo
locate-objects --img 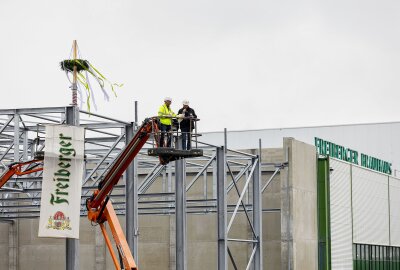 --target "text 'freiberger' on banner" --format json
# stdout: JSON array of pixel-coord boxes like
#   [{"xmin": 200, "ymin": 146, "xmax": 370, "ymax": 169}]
[{"xmin": 38, "ymin": 125, "xmax": 85, "ymax": 239}]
